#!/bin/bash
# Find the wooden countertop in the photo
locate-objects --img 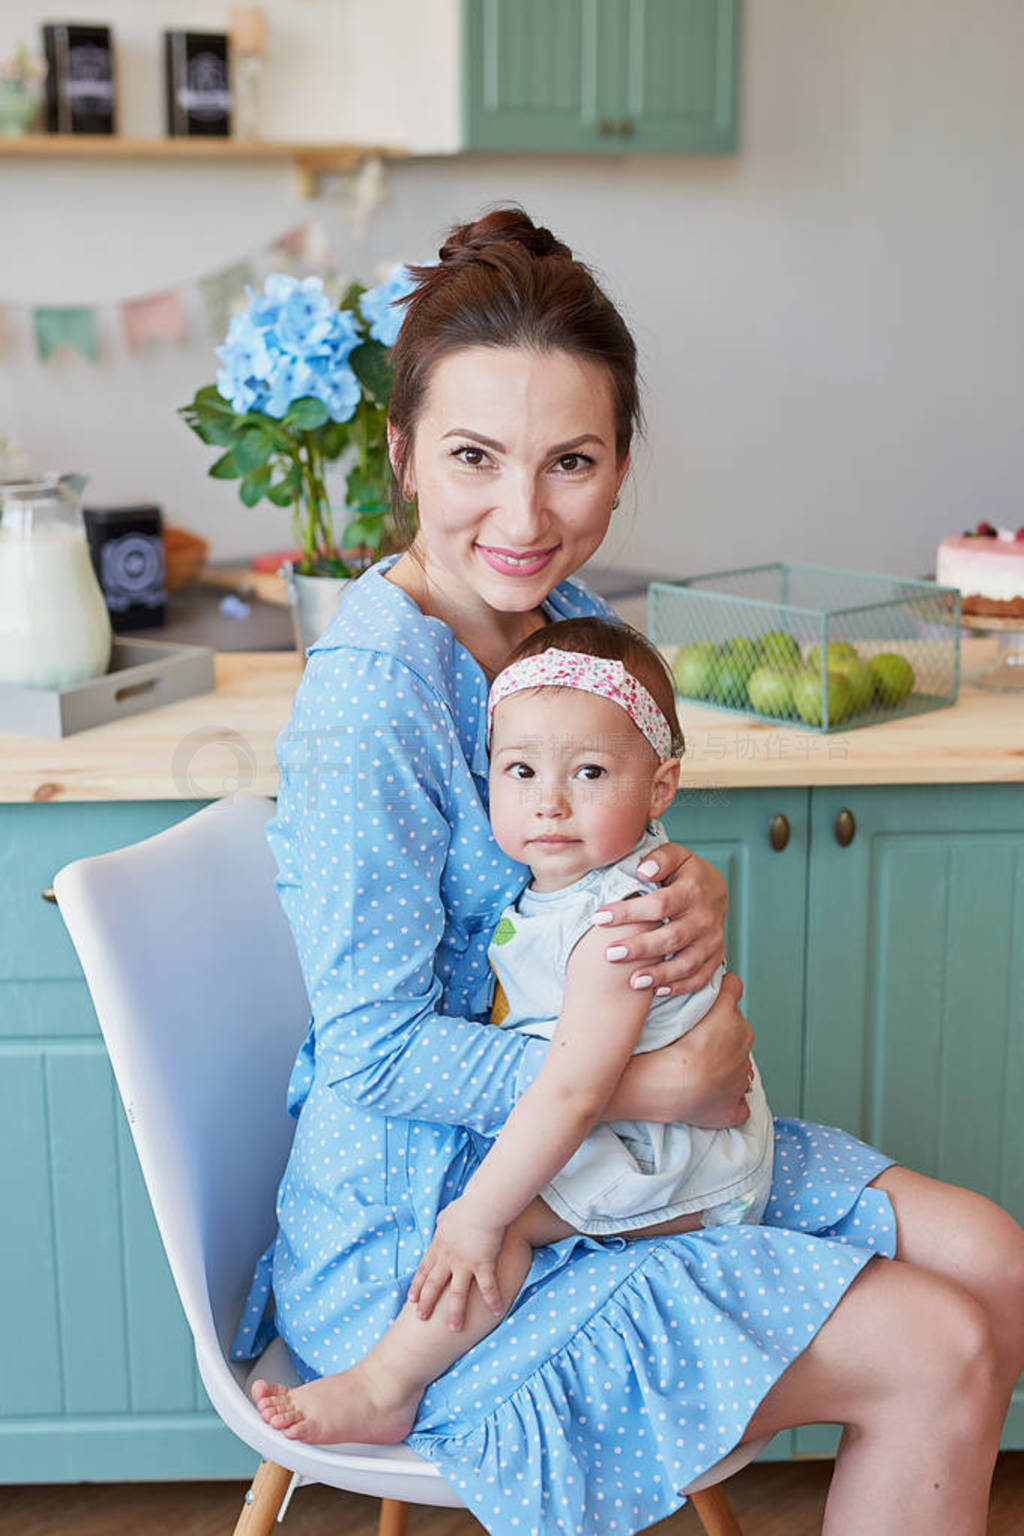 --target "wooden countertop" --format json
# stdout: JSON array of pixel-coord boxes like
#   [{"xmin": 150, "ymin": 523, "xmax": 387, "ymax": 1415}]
[{"xmin": 1, "ymin": 642, "xmax": 1022, "ymax": 803}]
